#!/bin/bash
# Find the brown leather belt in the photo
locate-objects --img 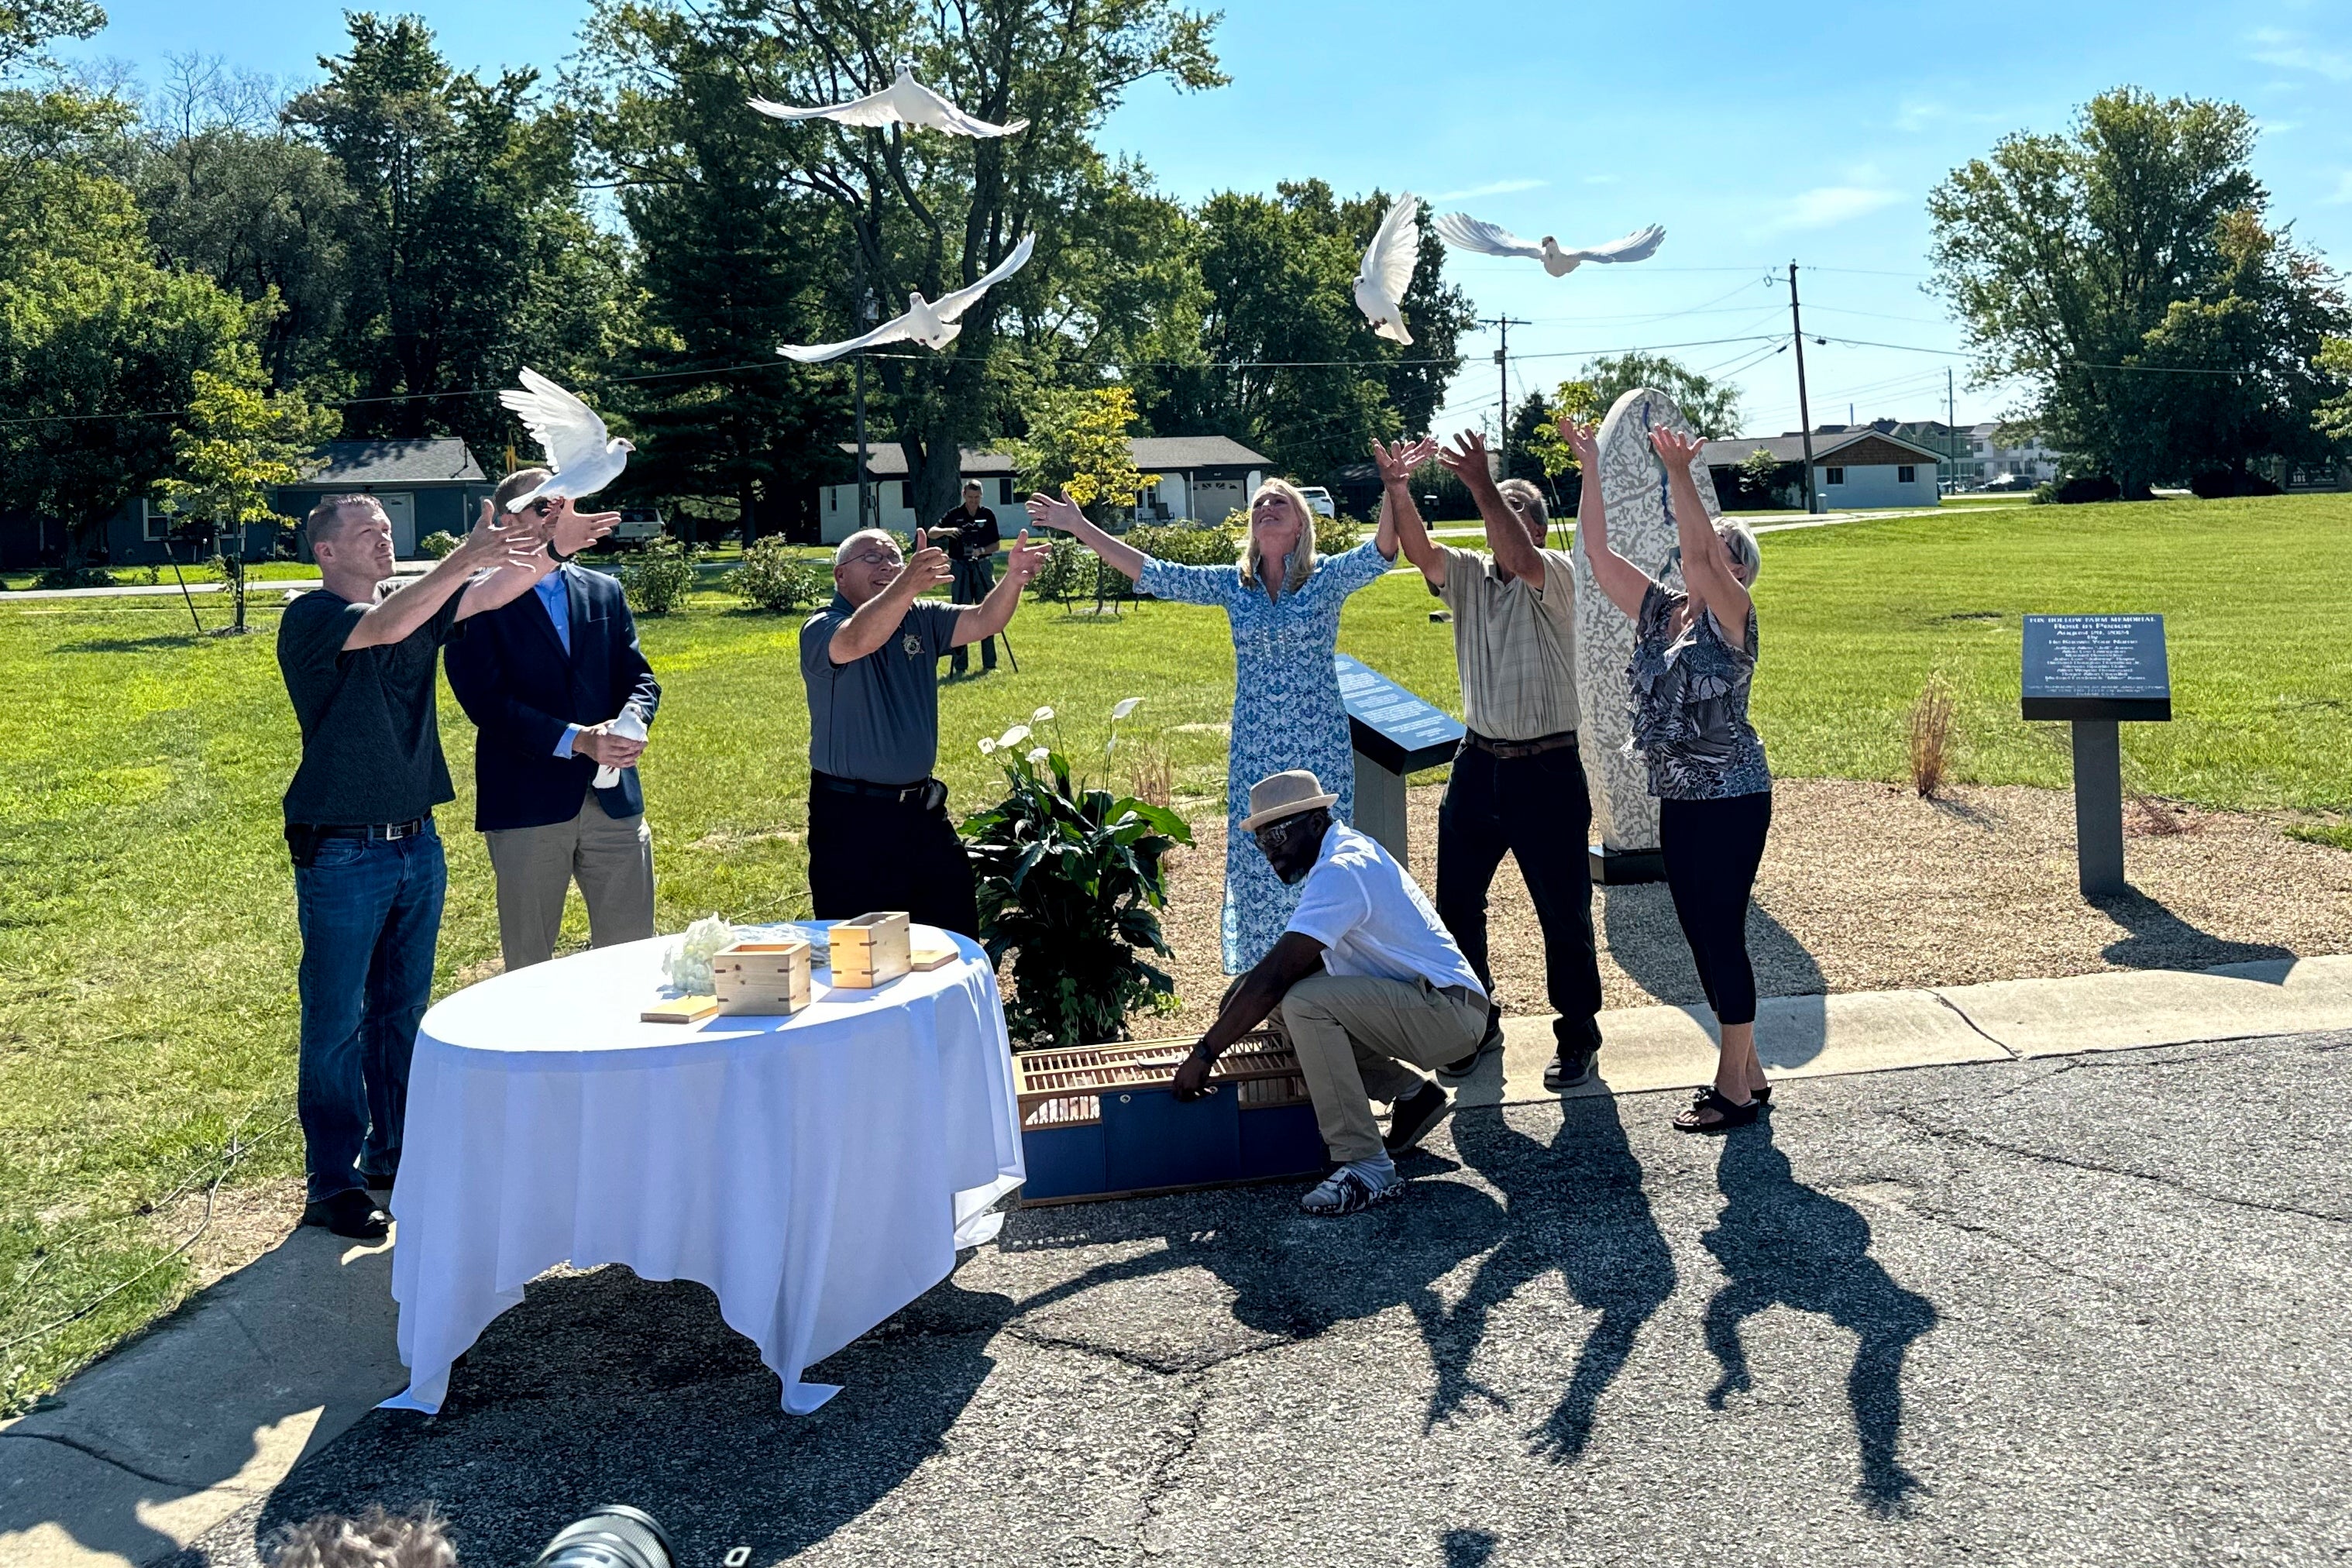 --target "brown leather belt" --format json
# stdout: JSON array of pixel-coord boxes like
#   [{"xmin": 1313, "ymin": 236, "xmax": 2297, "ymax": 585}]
[{"xmin": 1460, "ymin": 728, "xmax": 1579, "ymax": 761}]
